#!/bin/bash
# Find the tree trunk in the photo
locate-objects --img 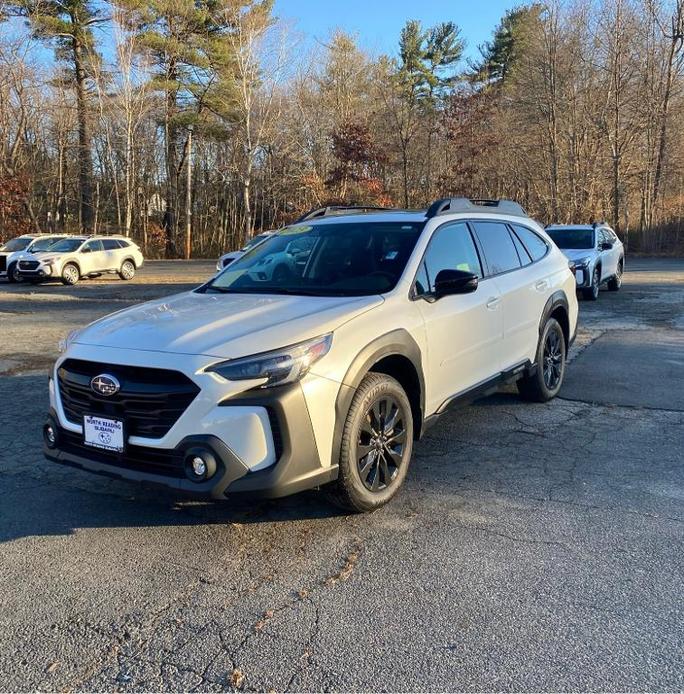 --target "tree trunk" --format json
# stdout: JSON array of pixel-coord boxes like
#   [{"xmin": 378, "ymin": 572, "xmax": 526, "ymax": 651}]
[{"xmin": 72, "ymin": 37, "xmax": 94, "ymax": 232}]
